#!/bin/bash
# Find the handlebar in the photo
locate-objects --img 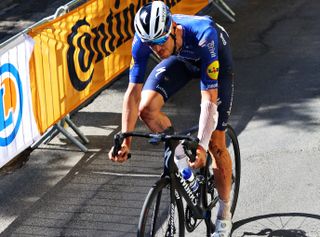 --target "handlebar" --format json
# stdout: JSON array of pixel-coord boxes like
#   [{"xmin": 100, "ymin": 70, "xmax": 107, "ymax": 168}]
[{"xmin": 111, "ymin": 131, "xmax": 199, "ymax": 162}]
